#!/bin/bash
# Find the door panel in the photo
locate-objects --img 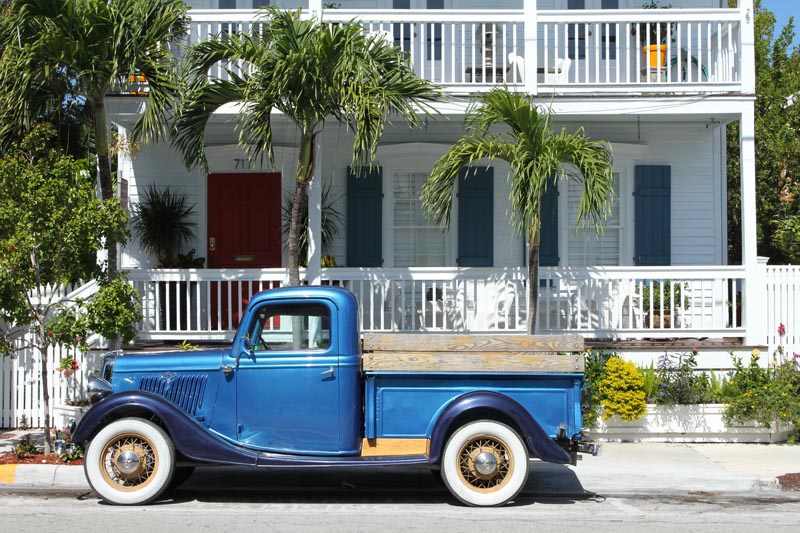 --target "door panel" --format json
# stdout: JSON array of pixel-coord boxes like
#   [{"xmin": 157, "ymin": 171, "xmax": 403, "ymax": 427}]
[{"xmin": 234, "ymin": 301, "xmax": 340, "ymax": 454}]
